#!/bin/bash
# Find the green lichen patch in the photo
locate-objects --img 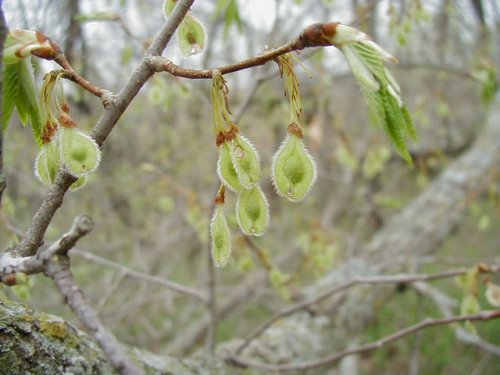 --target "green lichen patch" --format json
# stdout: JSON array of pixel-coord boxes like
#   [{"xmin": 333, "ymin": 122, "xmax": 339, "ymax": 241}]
[{"xmin": 38, "ymin": 313, "xmax": 69, "ymax": 340}]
